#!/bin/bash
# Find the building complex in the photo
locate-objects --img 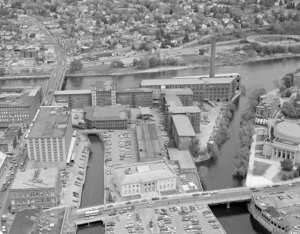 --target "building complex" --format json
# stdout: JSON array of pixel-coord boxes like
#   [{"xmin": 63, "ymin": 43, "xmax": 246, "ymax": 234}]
[
  {"xmin": 83, "ymin": 105, "xmax": 129, "ymax": 130},
  {"xmin": 54, "ymin": 80, "xmax": 153, "ymax": 109},
  {"xmin": 140, "ymin": 73, "xmax": 241, "ymax": 103},
  {"xmin": 26, "ymin": 106, "xmax": 73, "ymax": 162},
  {"xmin": 255, "ymin": 94, "xmax": 280, "ymax": 119},
  {"xmin": 0, "ymin": 86, "xmax": 42, "ymax": 128},
  {"xmin": 263, "ymin": 119, "xmax": 300, "ymax": 164},
  {"xmin": 113, "ymin": 160, "xmax": 177, "ymax": 198},
  {"xmin": 248, "ymin": 187, "xmax": 300, "ymax": 233},
  {"xmin": 9, "ymin": 168, "xmax": 60, "ymax": 211}
]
